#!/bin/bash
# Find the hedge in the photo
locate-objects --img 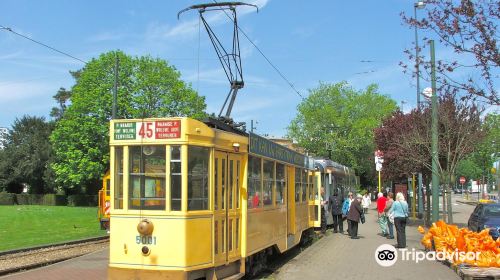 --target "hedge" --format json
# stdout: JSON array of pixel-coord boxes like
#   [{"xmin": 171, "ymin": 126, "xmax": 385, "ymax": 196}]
[
  {"xmin": 0, "ymin": 193, "xmax": 80, "ymax": 206},
  {"xmin": 0, "ymin": 193, "xmax": 16, "ymax": 205},
  {"xmin": 67, "ymin": 195, "xmax": 98, "ymax": 207}
]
